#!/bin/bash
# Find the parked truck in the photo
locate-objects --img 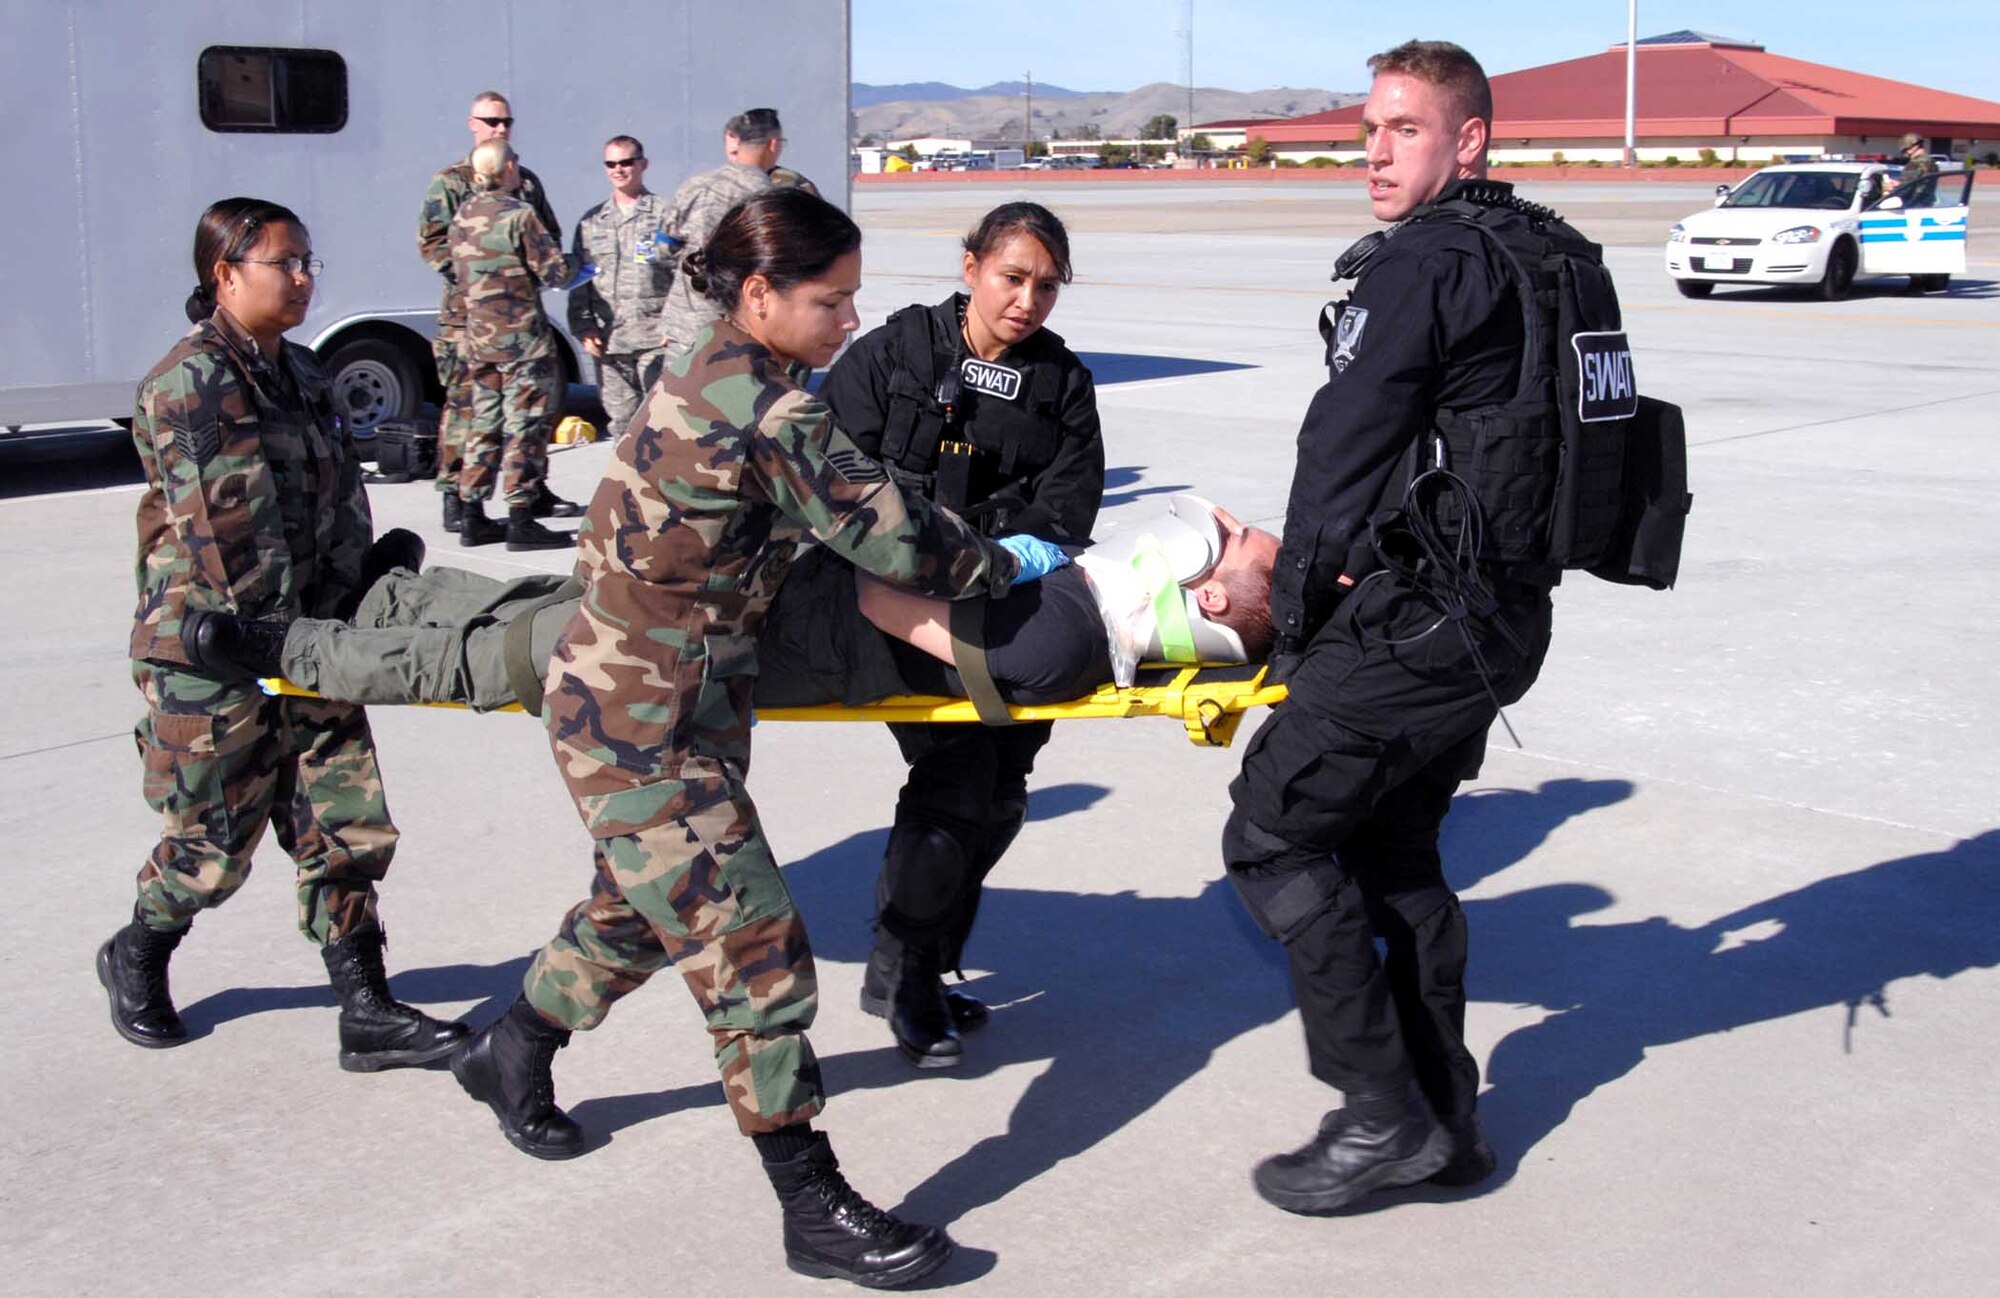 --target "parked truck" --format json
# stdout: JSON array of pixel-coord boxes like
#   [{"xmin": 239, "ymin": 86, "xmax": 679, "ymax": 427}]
[{"xmin": 4, "ymin": 0, "xmax": 851, "ymax": 449}]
